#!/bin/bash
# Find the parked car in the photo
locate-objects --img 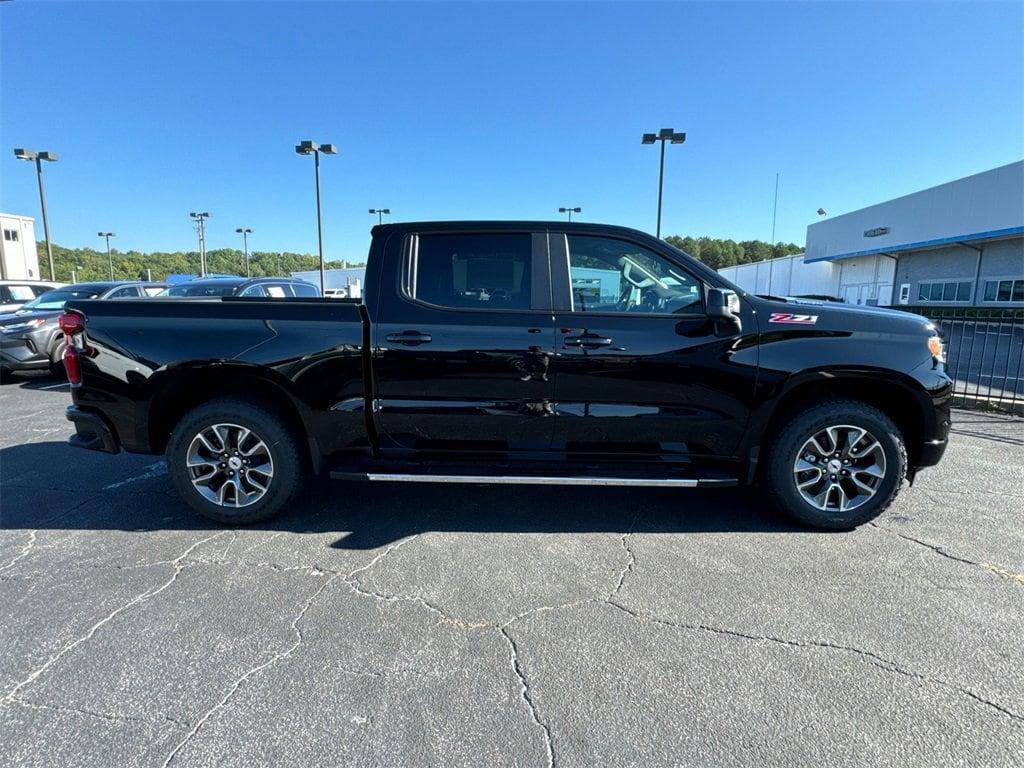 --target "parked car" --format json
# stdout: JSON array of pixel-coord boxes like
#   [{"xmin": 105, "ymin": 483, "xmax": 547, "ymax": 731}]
[
  {"xmin": 0, "ymin": 280, "xmax": 64, "ymax": 314},
  {"xmin": 62, "ymin": 222, "xmax": 951, "ymax": 530},
  {"xmin": 0, "ymin": 281, "xmax": 166, "ymax": 377},
  {"xmin": 156, "ymin": 276, "xmax": 320, "ymax": 298}
]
